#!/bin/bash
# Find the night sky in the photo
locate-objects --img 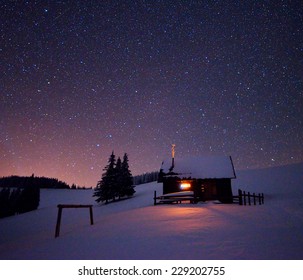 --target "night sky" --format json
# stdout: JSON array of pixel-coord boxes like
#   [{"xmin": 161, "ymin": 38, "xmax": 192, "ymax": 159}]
[{"xmin": 1, "ymin": 0, "xmax": 302, "ymax": 187}]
